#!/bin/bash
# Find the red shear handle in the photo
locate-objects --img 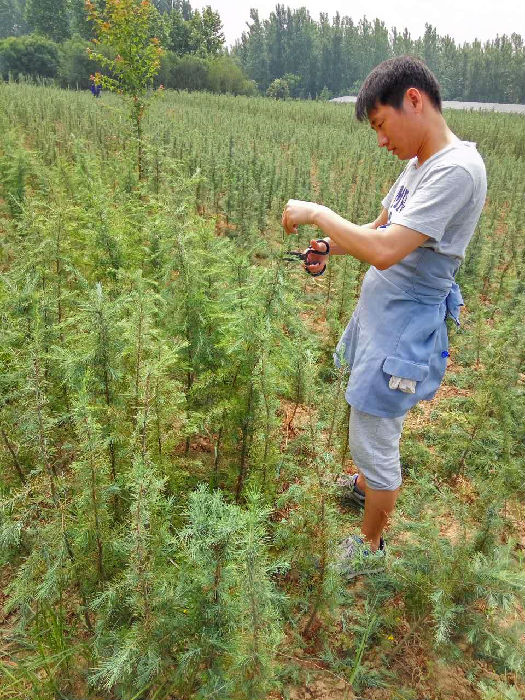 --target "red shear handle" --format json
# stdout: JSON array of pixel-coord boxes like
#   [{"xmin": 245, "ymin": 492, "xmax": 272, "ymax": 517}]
[{"xmin": 304, "ymin": 239, "xmax": 330, "ymax": 276}]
